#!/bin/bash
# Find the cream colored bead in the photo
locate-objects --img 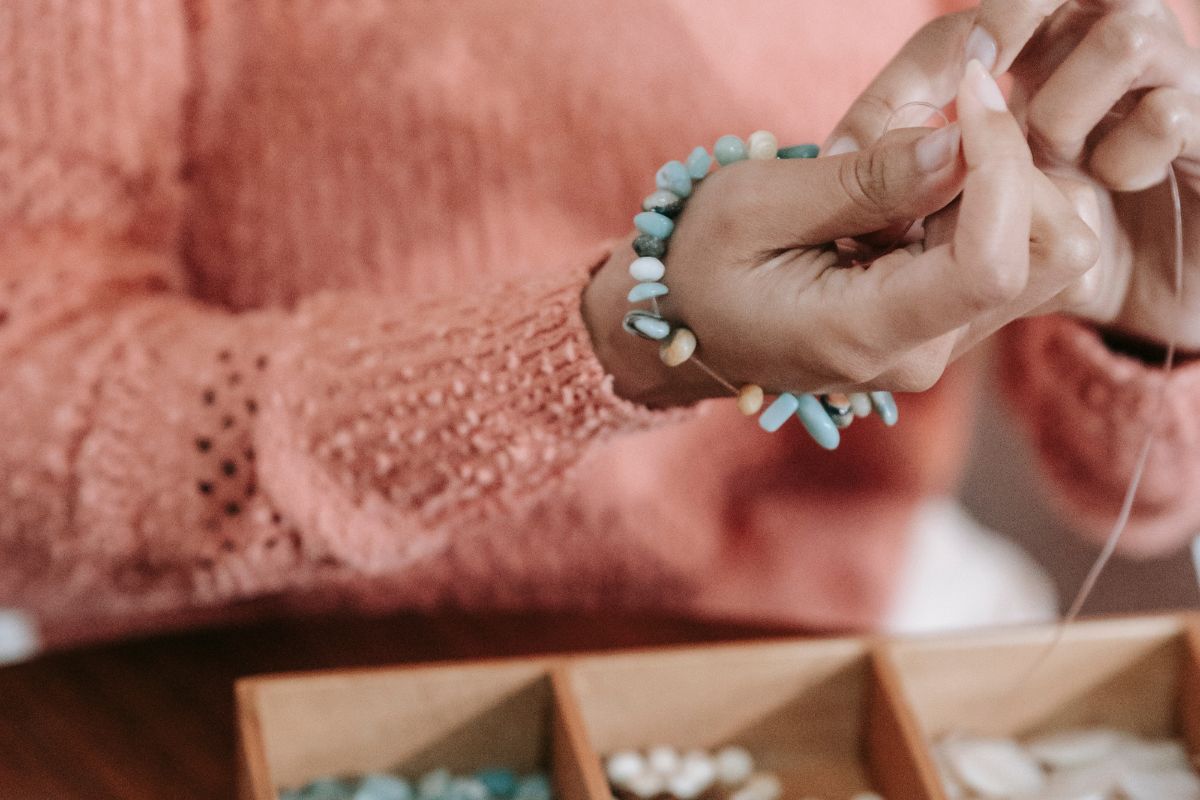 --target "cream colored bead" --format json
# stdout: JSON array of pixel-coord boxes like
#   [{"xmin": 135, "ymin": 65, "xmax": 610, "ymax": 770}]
[
  {"xmin": 736, "ymin": 384, "xmax": 764, "ymax": 415},
  {"xmin": 747, "ymin": 130, "xmax": 779, "ymax": 160},
  {"xmin": 659, "ymin": 327, "xmax": 697, "ymax": 367}
]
